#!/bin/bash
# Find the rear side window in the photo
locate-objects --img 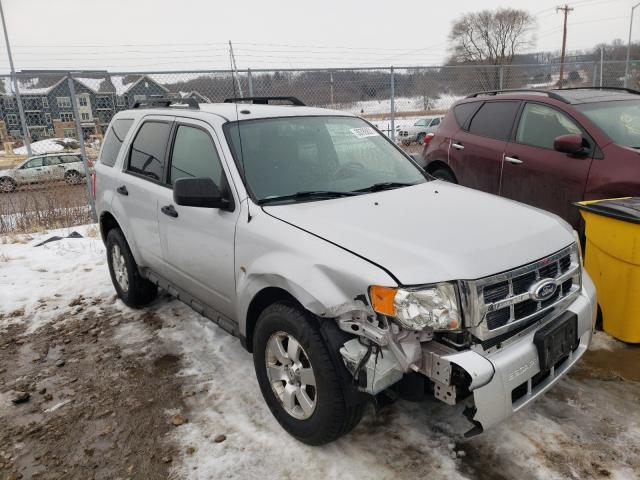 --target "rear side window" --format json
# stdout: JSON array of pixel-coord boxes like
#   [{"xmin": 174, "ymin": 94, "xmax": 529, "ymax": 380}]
[
  {"xmin": 127, "ymin": 121, "xmax": 171, "ymax": 181},
  {"xmin": 43, "ymin": 156, "xmax": 62, "ymax": 166},
  {"xmin": 453, "ymin": 102, "xmax": 481, "ymax": 128},
  {"xmin": 61, "ymin": 155, "xmax": 80, "ymax": 164},
  {"xmin": 168, "ymin": 125, "xmax": 223, "ymax": 186},
  {"xmin": 468, "ymin": 101, "xmax": 520, "ymax": 140},
  {"xmin": 100, "ymin": 118, "xmax": 134, "ymax": 167}
]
